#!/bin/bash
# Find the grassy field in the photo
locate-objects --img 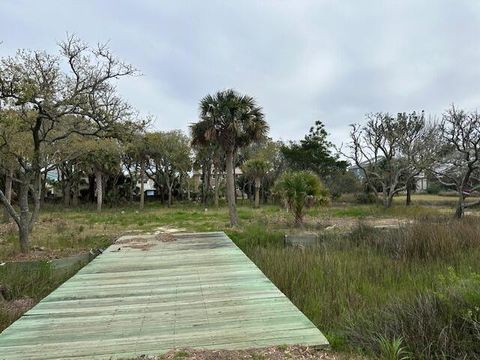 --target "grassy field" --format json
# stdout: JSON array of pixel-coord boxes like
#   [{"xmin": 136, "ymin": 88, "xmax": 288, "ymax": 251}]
[
  {"xmin": 1, "ymin": 194, "xmax": 480, "ymax": 359},
  {"xmin": 0, "ymin": 195, "xmax": 457, "ymax": 259}
]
